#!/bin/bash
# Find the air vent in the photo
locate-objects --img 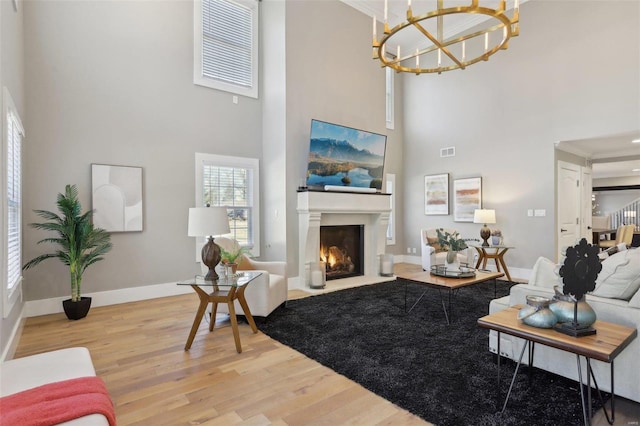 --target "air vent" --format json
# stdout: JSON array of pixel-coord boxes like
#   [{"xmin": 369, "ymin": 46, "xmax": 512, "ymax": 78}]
[{"xmin": 440, "ymin": 147, "xmax": 456, "ymax": 158}]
